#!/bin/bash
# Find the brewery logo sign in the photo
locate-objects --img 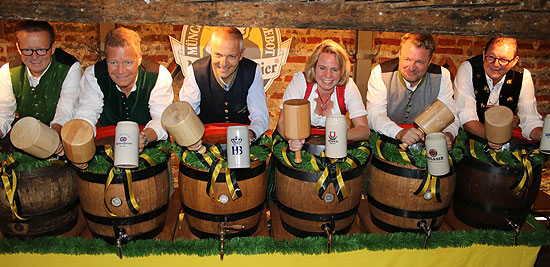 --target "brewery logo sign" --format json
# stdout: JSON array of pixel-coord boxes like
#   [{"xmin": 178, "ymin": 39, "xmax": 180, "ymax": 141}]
[{"xmin": 170, "ymin": 26, "xmax": 292, "ymax": 92}]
